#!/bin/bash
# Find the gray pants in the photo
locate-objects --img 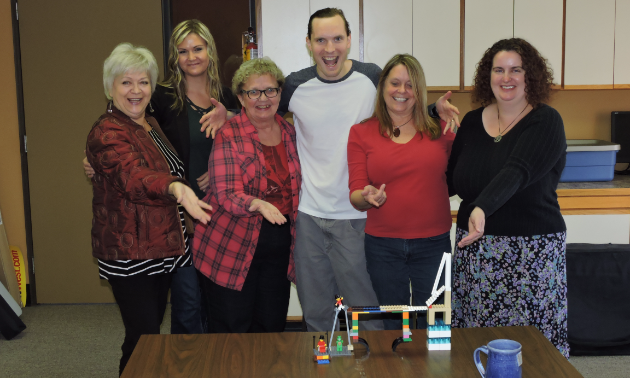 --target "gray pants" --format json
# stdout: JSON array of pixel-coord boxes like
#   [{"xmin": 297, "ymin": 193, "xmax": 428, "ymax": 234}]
[{"xmin": 294, "ymin": 211, "xmax": 384, "ymax": 332}]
